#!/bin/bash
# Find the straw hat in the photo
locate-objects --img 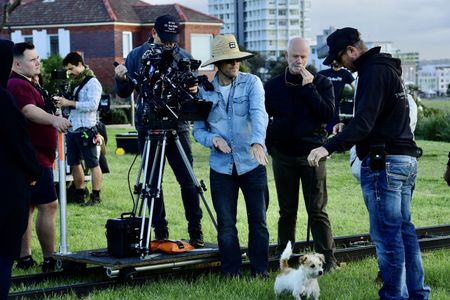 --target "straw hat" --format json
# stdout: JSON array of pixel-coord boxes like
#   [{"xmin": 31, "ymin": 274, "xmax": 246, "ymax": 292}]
[{"xmin": 201, "ymin": 34, "xmax": 254, "ymax": 67}]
